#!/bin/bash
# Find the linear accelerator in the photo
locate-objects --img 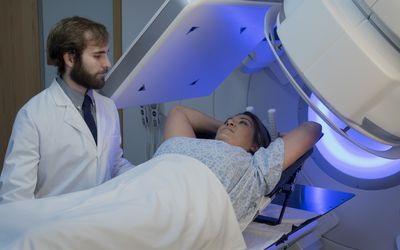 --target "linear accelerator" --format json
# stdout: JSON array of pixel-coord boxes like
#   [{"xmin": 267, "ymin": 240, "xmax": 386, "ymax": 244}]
[
  {"xmin": 103, "ymin": 0, "xmax": 400, "ymax": 189},
  {"xmin": 102, "ymin": 0, "xmax": 399, "ymax": 246}
]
